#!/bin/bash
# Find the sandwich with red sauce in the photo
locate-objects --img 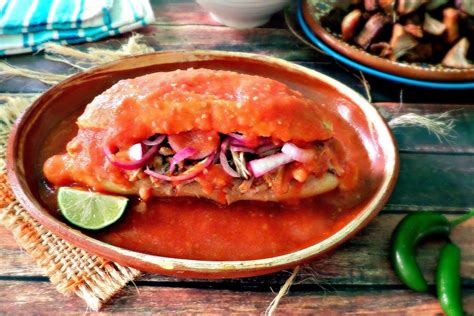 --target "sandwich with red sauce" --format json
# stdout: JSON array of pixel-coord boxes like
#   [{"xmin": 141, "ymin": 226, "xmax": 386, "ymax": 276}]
[{"xmin": 44, "ymin": 68, "xmax": 349, "ymax": 204}]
